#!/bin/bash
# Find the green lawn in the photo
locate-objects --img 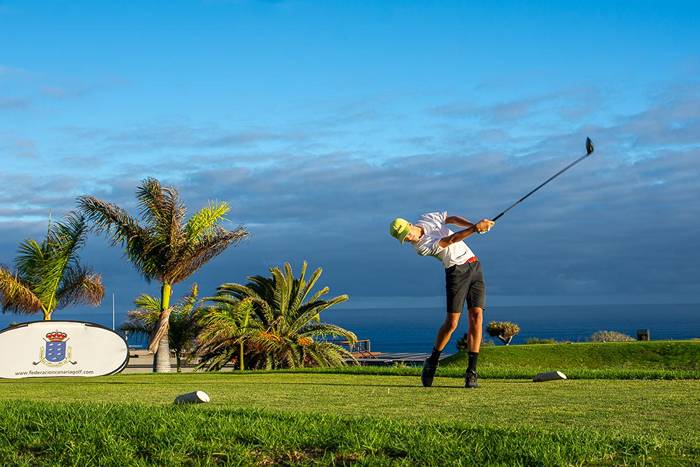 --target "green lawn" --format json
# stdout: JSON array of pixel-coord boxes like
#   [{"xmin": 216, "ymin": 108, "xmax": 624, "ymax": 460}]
[
  {"xmin": 1, "ymin": 372, "xmax": 699, "ymax": 465},
  {"xmin": 444, "ymin": 340, "xmax": 700, "ymax": 370},
  {"xmin": 271, "ymin": 340, "xmax": 700, "ymax": 380}
]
